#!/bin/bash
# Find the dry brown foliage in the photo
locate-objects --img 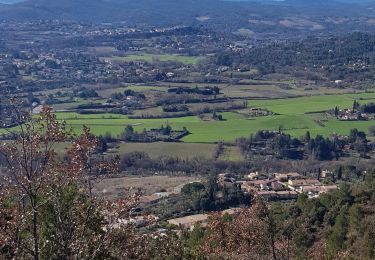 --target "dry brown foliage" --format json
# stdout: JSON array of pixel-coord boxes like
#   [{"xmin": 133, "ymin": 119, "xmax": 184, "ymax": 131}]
[{"xmin": 0, "ymin": 106, "xmax": 141, "ymax": 259}]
